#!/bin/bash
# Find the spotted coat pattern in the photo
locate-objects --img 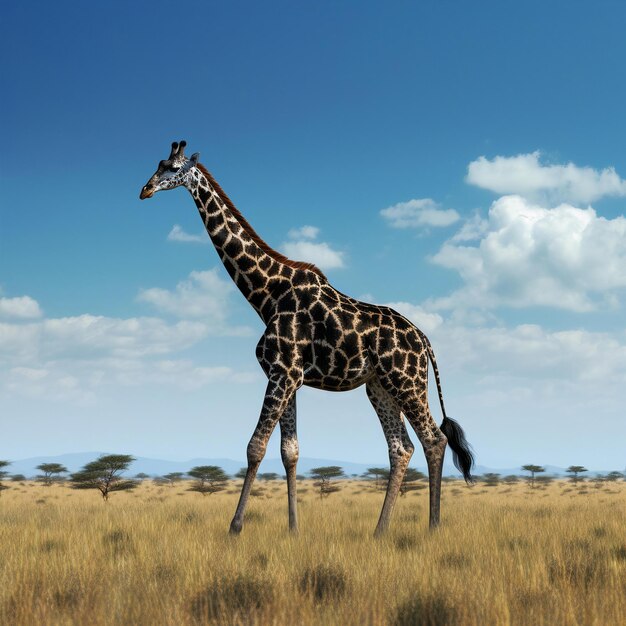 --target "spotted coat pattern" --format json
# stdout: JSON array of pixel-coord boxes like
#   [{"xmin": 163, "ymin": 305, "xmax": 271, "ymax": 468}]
[{"xmin": 141, "ymin": 142, "xmax": 450, "ymax": 535}]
